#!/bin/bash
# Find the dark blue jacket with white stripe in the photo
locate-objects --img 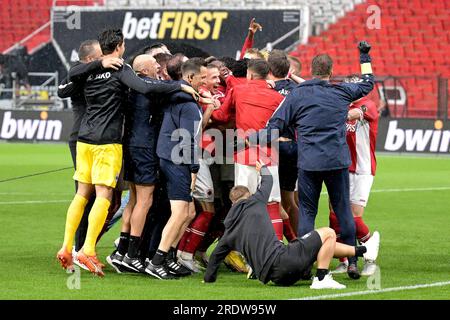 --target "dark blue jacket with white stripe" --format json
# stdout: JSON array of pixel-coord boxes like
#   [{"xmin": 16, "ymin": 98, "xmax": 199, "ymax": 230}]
[
  {"xmin": 265, "ymin": 73, "xmax": 374, "ymax": 171},
  {"xmin": 156, "ymin": 81, "xmax": 202, "ymax": 173}
]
